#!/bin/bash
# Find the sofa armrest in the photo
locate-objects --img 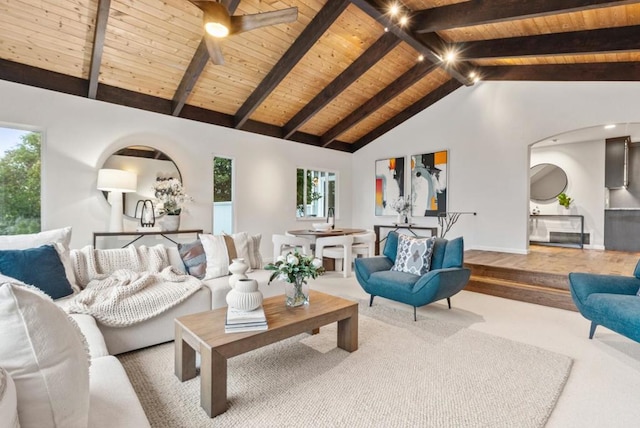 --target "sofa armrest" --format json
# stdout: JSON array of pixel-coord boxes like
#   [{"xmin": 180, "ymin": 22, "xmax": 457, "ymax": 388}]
[
  {"xmin": 413, "ymin": 268, "xmax": 472, "ymax": 302},
  {"xmin": 354, "ymin": 257, "xmax": 394, "ymax": 282},
  {"xmin": 568, "ymin": 272, "xmax": 640, "ymax": 307}
]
